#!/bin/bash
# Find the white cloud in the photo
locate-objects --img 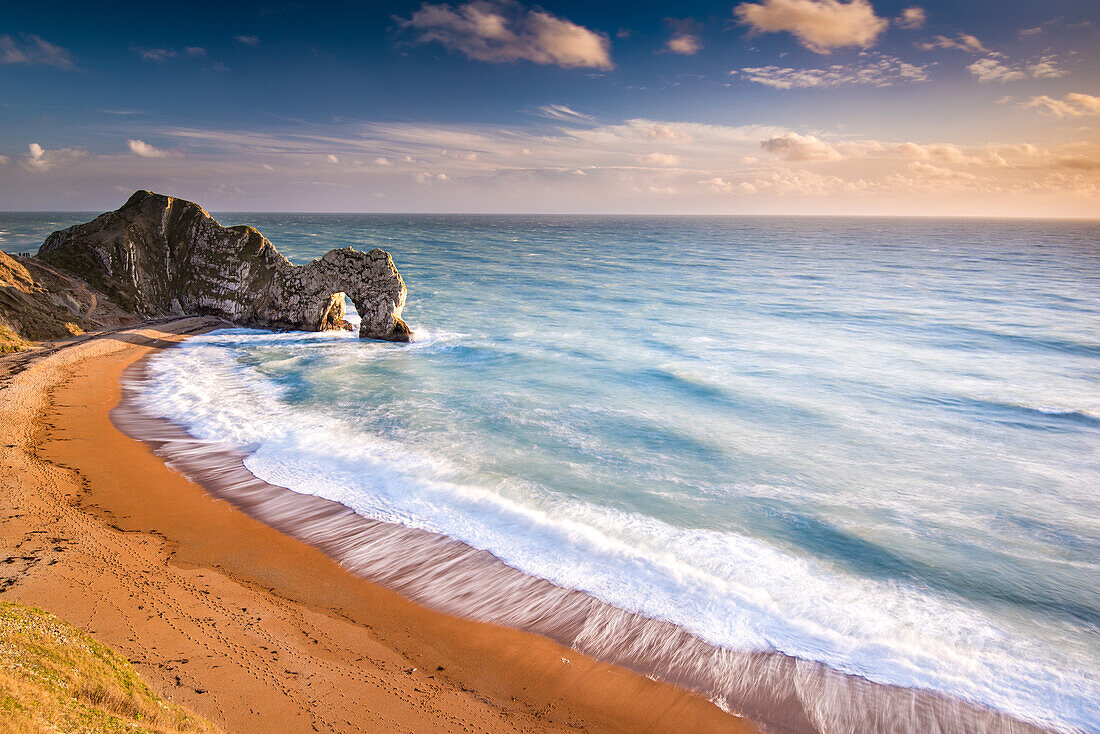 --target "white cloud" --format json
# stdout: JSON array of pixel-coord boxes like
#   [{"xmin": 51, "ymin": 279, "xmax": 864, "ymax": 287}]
[
  {"xmin": 836, "ymin": 140, "xmax": 886, "ymax": 157},
  {"xmin": 895, "ymin": 7, "xmax": 926, "ymax": 30},
  {"xmin": 414, "ymin": 171, "xmax": 450, "ymax": 184},
  {"xmin": 1028, "ymin": 55, "xmax": 1065, "ymax": 79},
  {"xmin": 734, "ymin": 0, "xmax": 888, "ymax": 54},
  {"xmin": 1023, "ymin": 93, "xmax": 1100, "ymax": 118},
  {"xmin": 134, "ymin": 47, "xmax": 177, "ymax": 61},
  {"xmin": 28, "ymin": 116, "xmax": 1092, "ymax": 215},
  {"xmin": 698, "ymin": 177, "xmax": 760, "ymax": 195},
  {"xmin": 916, "ymin": 33, "xmax": 988, "ymax": 53},
  {"xmin": 968, "ymin": 57, "xmax": 1026, "ymax": 83},
  {"xmin": 667, "ymin": 33, "xmax": 702, "ymax": 55},
  {"xmin": 152, "ymin": 118, "xmax": 1061, "ymax": 189},
  {"xmin": 133, "ymin": 45, "xmax": 210, "ymax": 61},
  {"xmin": 906, "ymin": 161, "xmax": 980, "ymax": 183},
  {"xmin": 665, "ymin": 18, "xmax": 702, "ymax": 55},
  {"xmin": 760, "ymin": 132, "xmax": 843, "ymax": 161},
  {"xmin": 236, "ymin": 35, "xmax": 261, "ymax": 47},
  {"xmin": 400, "ymin": 0, "xmax": 613, "ymax": 69},
  {"xmin": 751, "ymin": 167, "xmax": 856, "ymax": 195},
  {"xmin": 702, "ymin": 177, "xmax": 734, "ymax": 192},
  {"xmin": 325, "ymin": 154, "xmax": 339, "ymax": 164},
  {"xmin": 1058, "ymin": 156, "xmax": 1100, "ymax": 171},
  {"xmin": 562, "ymin": 118, "xmax": 780, "ymax": 153},
  {"xmin": 442, "ymin": 150, "xmax": 480, "ymax": 161},
  {"xmin": 893, "ymin": 142, "xmax": 1007, "ymax": 166},
  {"xmin": 0, "ymin": 34, "xmax": 75, "ymax": 69},
  {"xmin": 537, "ymin": 104, "xmax": 595, "ymax": 122},
  {"xmin": 737, "ymin": 52, "xmax": 929, "ymax": 89},
  {"xmin": 648, "ymin": 124, "xmax": 693, "ymax": 142},
  {"xmin": 968, "ymin": 55, "xmax": 1064, "ymax": 83},
  {"xmin": 639, "ymin": 153, "xmax": 680, "ymax": 166},
  {"xmin": 126, "ymin": 139, "xmax": 171, "ymax": 158},
  {"xmin": 374, "ymin": 156, "xmax": 394, "ymax": 165},
  {"xmin": 21, "ymin": 142, "xmax": 88, "ymax": 172}
]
